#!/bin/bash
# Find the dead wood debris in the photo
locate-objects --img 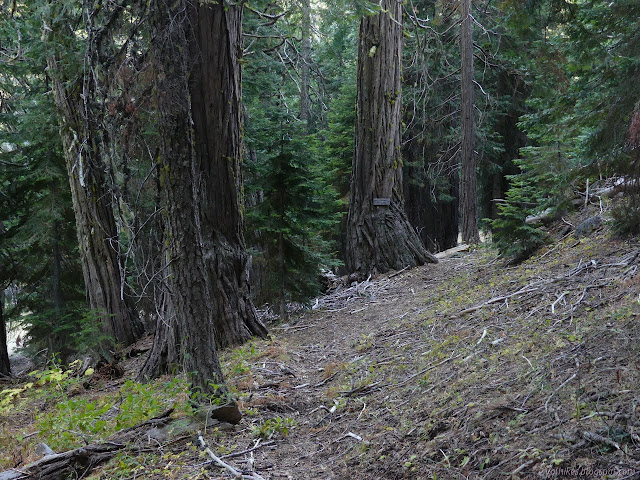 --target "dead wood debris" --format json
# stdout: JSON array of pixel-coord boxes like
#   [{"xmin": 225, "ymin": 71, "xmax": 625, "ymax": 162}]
[
  {"xmin": 197, "ymin": 432, "xmax": 268, "ymax": 480},
  {"xmin": 310, "ymin": 273, "xmax": 400, "ymax": 312},
  {"xmin": 455, "ymin": 249, "xmax": 640, "ymax": 319},
  {"xmin": 0, "ymin": 410, "xmax": 174, "ymax": 480},
  {"xmin": 581, "ymin": 430, "xmax": 621, "ymax": 450}
]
